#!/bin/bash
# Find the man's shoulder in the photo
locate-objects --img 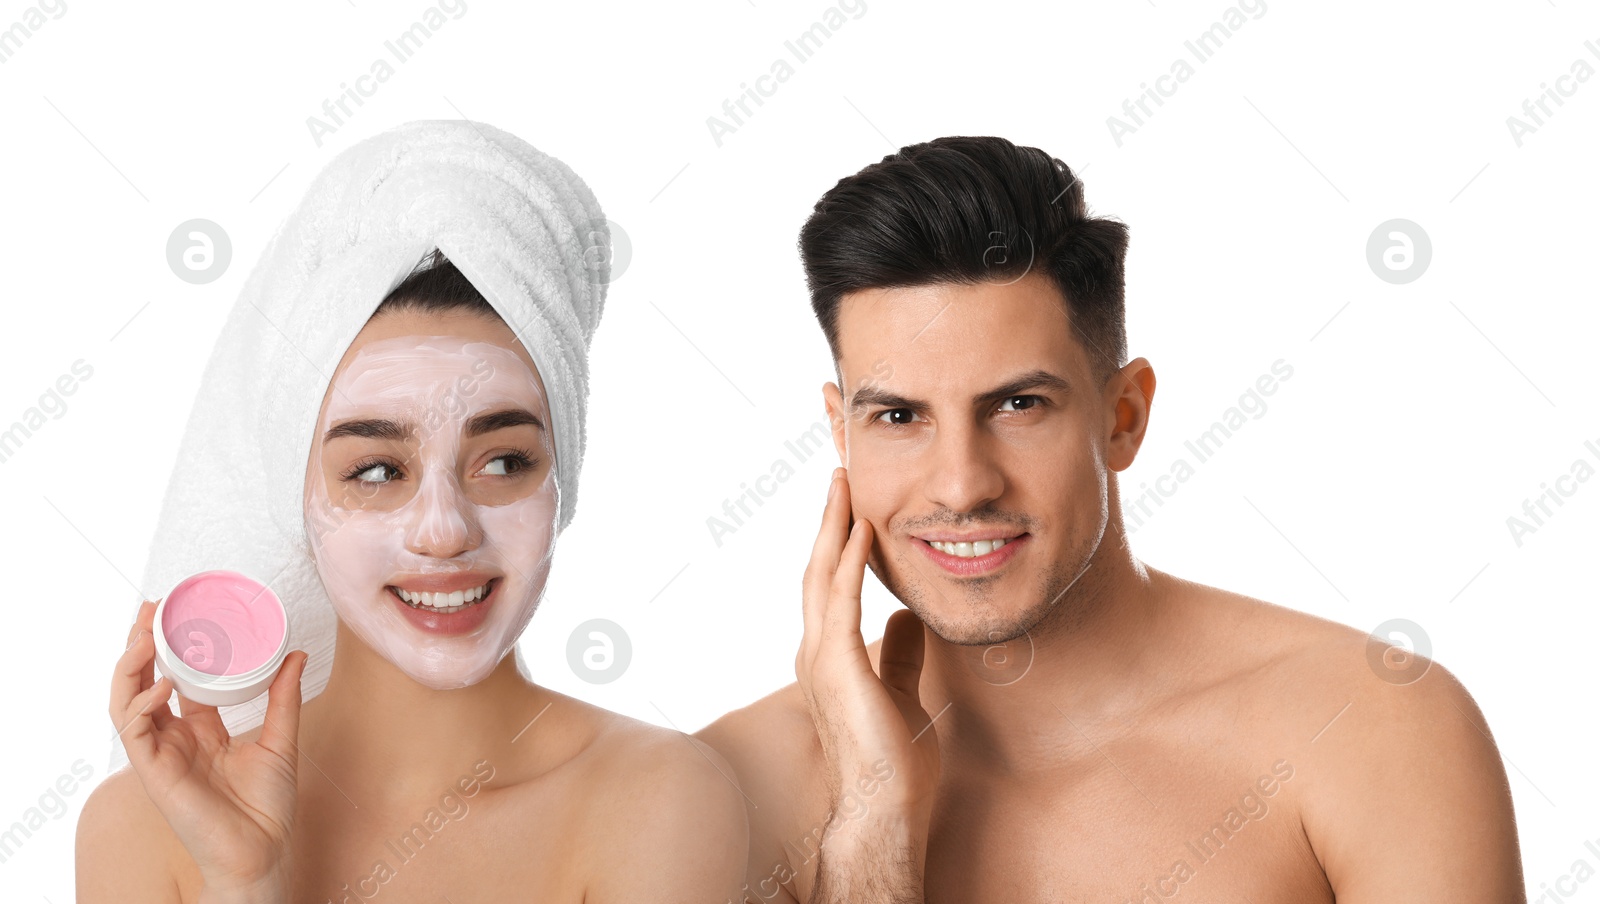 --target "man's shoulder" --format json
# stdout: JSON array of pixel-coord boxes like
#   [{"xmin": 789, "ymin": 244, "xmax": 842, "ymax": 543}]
[
  {"xmin": 1193, "ymin": 580, "xmax": 1469, "ymax": 703},
  {"xmin": 1168, "ymin": 575, "xmax": 1390, "ymax": 693},
  {"xmin": 1172, "ymin": 577, "xmax": 1521, "ymax": 893},
  {"xmin": 695, "ymin": 678, "xmax": 820, "ymax": 764},
  {"xmin": 1161, "ymin": 574, "xmax": 1498, "ymax": 774}
]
